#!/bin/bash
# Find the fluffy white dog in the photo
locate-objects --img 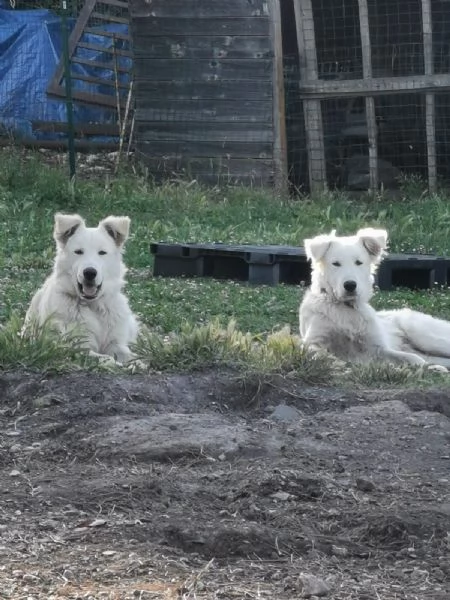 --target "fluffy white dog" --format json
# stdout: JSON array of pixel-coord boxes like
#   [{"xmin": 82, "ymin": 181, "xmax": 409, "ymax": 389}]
[
  {"xmin": 24, "ymin": 213, "xmax": 139, "ymax": 364},
  {"xmin": 300, "ymin": 228, "xmax": 450, "ymax": 369}
]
